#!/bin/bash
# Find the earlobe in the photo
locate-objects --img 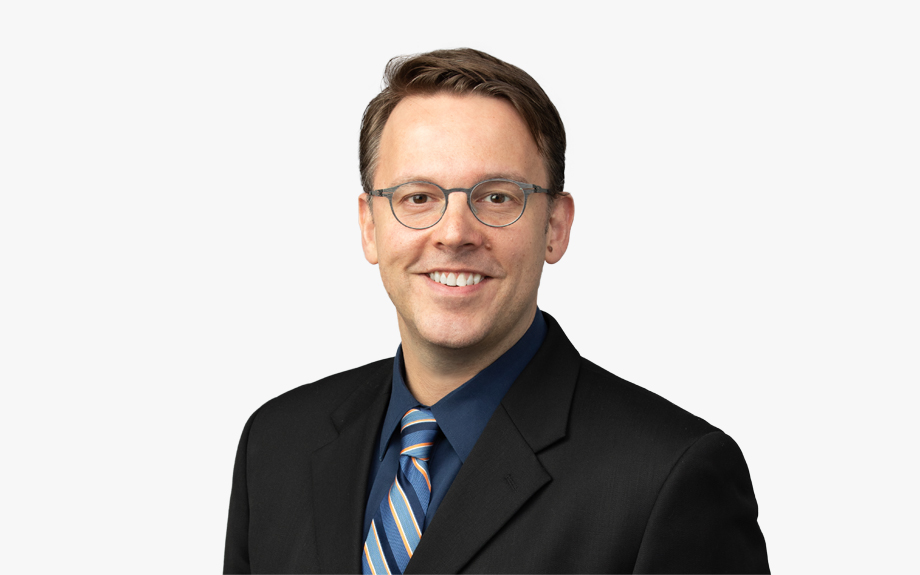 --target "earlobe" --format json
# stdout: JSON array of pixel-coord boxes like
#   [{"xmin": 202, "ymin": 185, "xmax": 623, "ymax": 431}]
[
  {"xmin": 358, "ymin": 195, "xmax": 379, "ymax": 265},
  {"xmin": 545, "ymin": 193, "xmax": 574, "ymax": 264}
]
